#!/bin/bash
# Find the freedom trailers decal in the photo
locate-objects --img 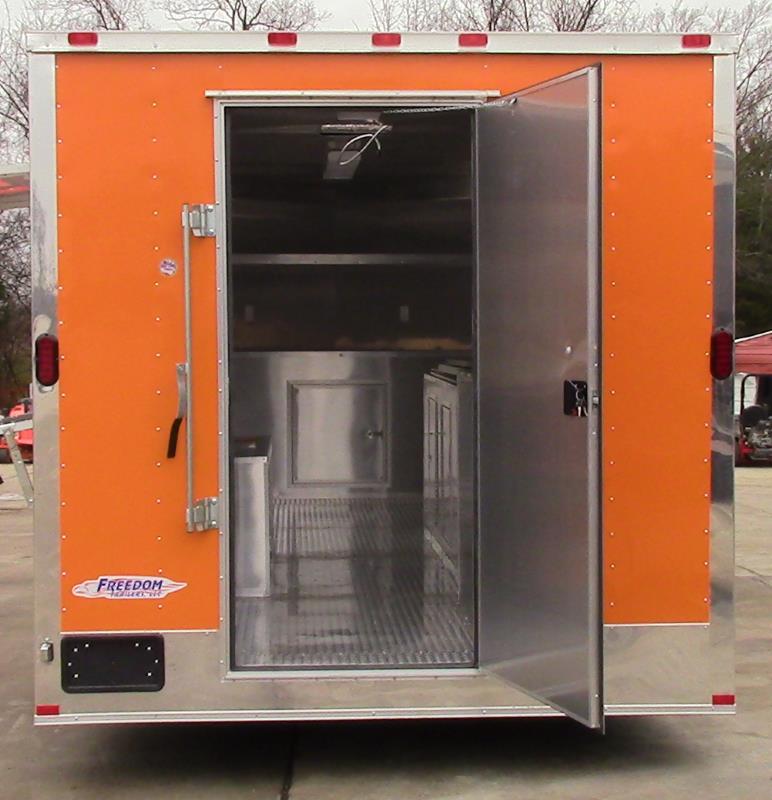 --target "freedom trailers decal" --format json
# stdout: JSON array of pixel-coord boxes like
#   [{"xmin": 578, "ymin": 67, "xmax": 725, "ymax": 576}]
[{"xmin": 72, "ymin": 576, "xmax": 188, "ymax": 600}]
